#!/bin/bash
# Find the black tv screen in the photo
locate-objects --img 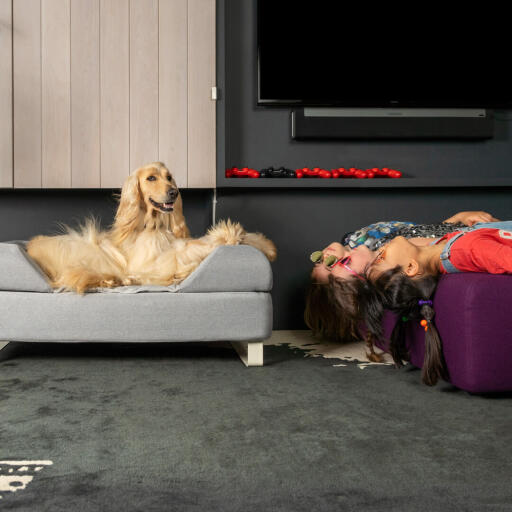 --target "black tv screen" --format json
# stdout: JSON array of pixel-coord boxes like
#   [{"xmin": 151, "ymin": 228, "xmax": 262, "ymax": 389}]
[{"xmin": 257, "ymin": 2, "xmax": 512, "ymax": 108}]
